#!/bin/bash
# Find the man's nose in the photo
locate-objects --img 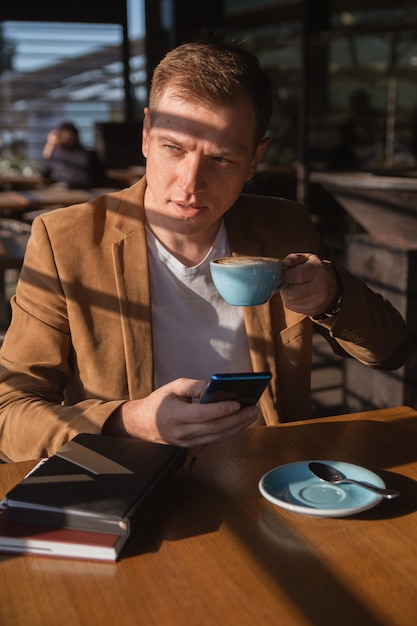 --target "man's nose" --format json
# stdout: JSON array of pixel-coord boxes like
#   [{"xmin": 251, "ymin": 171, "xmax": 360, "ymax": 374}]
[{"xmin": 177, "ymin": 156, "xmax": 206, "ymax": 194}]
